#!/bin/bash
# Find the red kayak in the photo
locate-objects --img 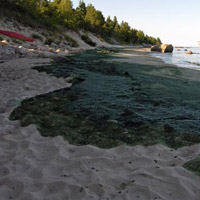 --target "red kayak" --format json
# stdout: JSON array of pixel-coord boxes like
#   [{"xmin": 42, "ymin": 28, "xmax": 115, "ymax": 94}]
[{"xmin": 0, "ymin": 30, "xmax": 34, "ymax": 42}]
